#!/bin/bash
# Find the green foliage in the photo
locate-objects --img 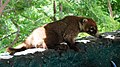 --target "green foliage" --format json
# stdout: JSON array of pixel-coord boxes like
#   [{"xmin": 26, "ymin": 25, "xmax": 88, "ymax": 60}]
[{"xmin": 0, "ymin": 0, "xmax": 120, "ymax": 53}]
